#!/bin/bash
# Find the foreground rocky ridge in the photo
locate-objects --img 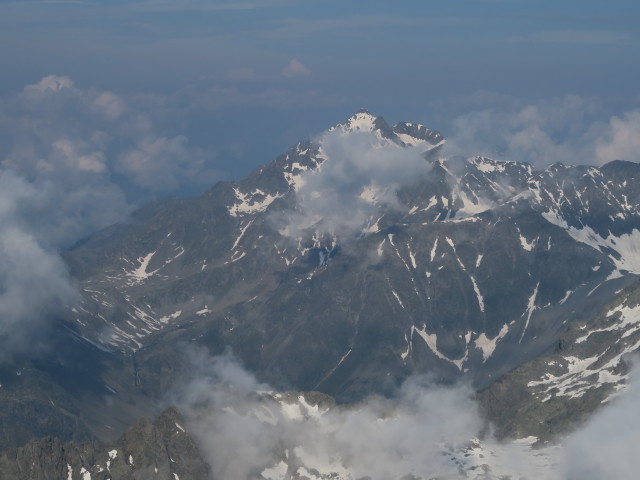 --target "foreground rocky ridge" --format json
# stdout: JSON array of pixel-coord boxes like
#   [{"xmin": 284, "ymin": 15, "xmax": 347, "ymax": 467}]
[
  {"xmin": 0, "ymin": 392, "xmax": 561, "ymax": 480},
  {"xmin": 0, "ymin": 407, "xmax": 208, "ymax": 479}
]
